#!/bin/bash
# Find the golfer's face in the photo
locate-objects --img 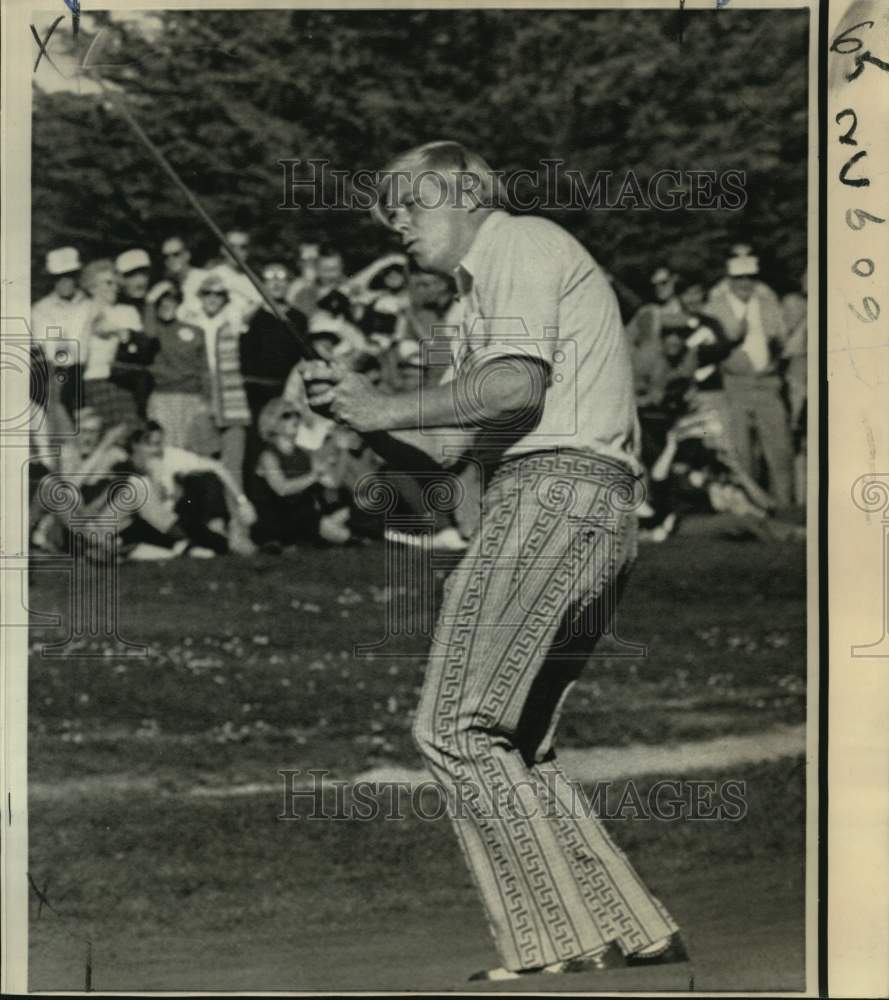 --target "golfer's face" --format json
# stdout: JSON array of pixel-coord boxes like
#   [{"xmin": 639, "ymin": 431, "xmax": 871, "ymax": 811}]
[{"xmin": 392, "ymin": 173, "xmax": 462, "ymax": 273}]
